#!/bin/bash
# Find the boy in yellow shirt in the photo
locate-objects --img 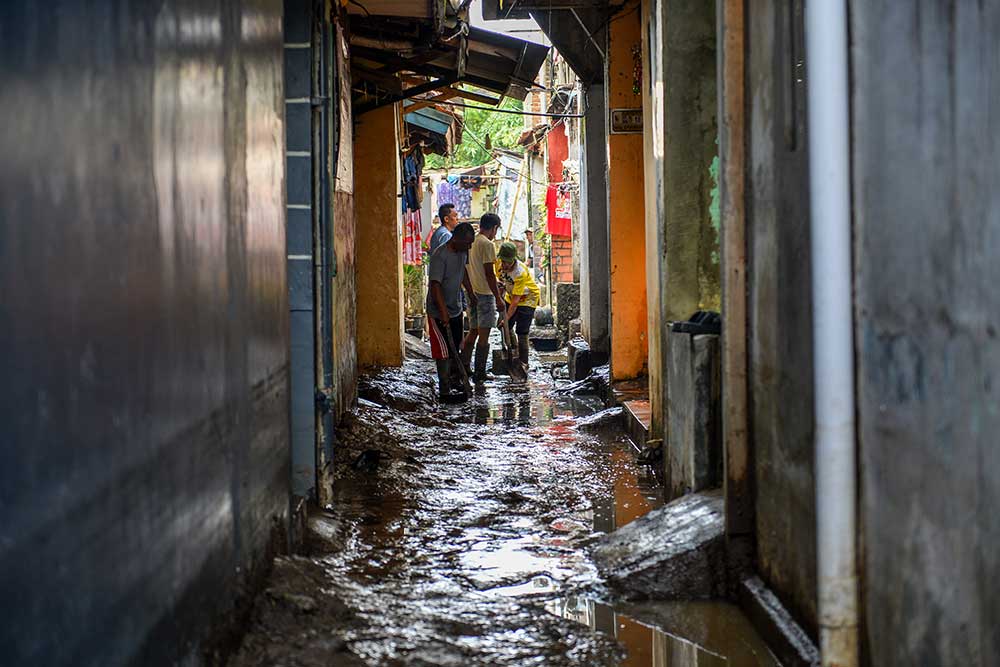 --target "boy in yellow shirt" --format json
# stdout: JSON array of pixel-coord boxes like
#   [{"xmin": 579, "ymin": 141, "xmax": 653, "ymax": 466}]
[{"xmin": 495, "ymin": 241, "xmax": 541, "ymax": 368}]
